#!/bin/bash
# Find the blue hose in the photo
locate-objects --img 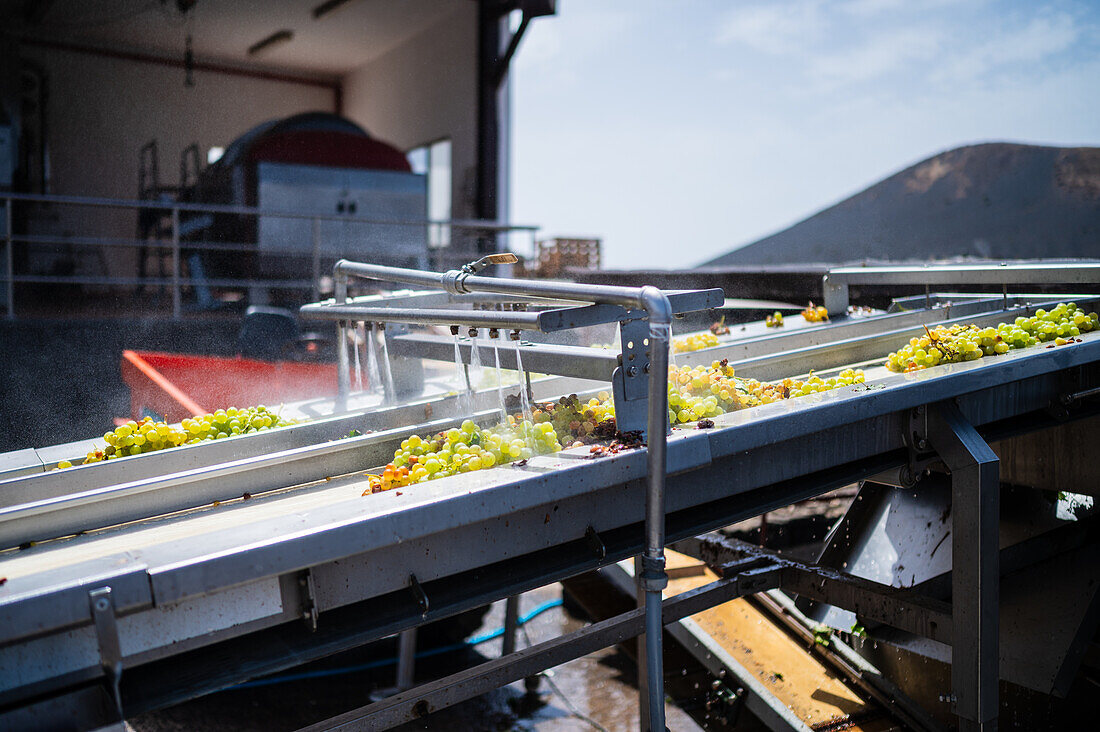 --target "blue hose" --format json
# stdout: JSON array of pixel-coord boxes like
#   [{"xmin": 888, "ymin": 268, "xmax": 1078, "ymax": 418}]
[{"xmin": 232, "ymin": 598, "xmax": 564, "ymax": 690}]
